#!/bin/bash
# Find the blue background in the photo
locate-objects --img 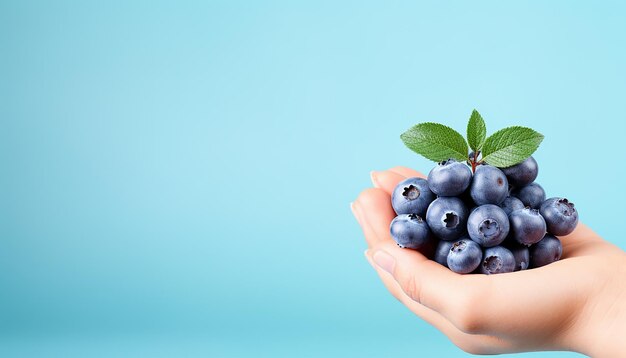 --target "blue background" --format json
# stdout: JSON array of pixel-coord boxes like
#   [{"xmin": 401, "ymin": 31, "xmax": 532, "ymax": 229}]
[{"xmin": 1, "ymin": 1, "xmax": 625, "ymax": 357}]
